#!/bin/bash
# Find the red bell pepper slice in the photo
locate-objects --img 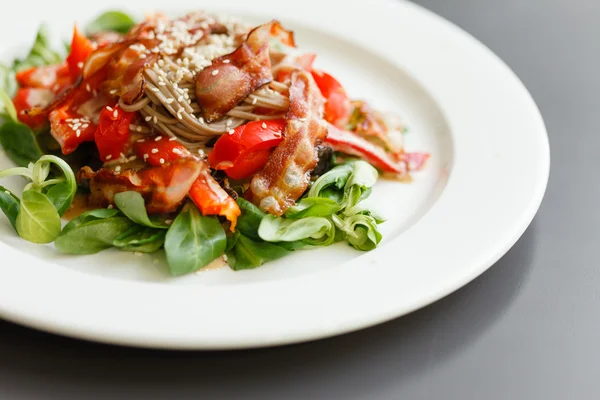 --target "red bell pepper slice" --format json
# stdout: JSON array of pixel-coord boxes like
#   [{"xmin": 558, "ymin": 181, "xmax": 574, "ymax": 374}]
[
  {"xmin": 325, "ymin": 124, "xmax": 411, "ymax": 175},
  {"xmin": 13, "ymin": 88, "xmax": 54, "ymax": 130},
  {"xmin": 66, "ymin": 25, "xmax": 95, "ymax": 82},
  {"xmin": 48, "ymin": 106, "xmax": 96, "ymax": 155},
  {"xmin": 95, "ymin": 105, "xmax": 136, "ymax": 162}
]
